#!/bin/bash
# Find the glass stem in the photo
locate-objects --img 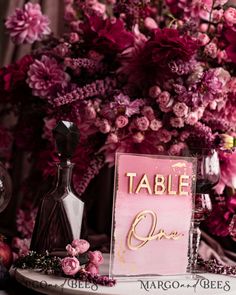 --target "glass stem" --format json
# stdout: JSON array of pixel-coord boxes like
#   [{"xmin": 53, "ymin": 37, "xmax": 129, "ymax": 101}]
[{"xmin": 189, "ymin": 220, "xmax": 201, "ymax": 273}]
